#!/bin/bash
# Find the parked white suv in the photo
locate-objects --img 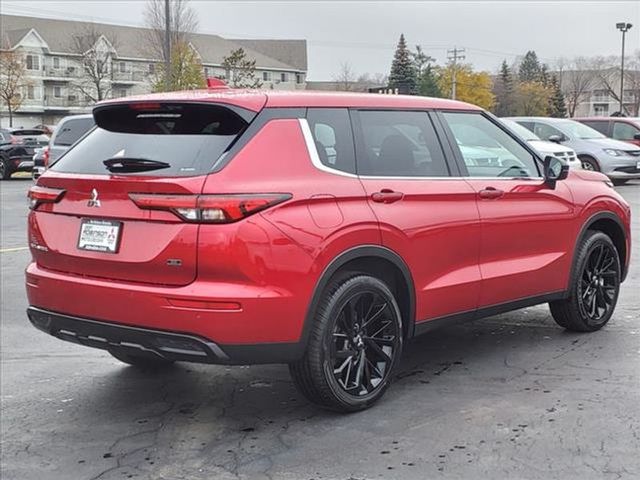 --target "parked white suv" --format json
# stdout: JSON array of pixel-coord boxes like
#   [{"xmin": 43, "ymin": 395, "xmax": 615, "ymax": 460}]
[{"xmin": 501, "ymin": 119, "xmax": 581, "ymax": 169}]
